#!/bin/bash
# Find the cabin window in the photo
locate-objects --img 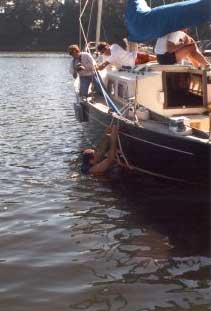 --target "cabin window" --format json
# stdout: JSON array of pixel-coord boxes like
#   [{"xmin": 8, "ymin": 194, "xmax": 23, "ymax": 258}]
[
  {"xmin": 163, "ymin": 72, "xmax": 206, "ymax": 108},
  {"xmin": 107, "ymin": 79, "xmax": 116, "ymax": 96},
  {"xmin": 117, "ymin": 82, "xmax": 128, "ymax": 99}
]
